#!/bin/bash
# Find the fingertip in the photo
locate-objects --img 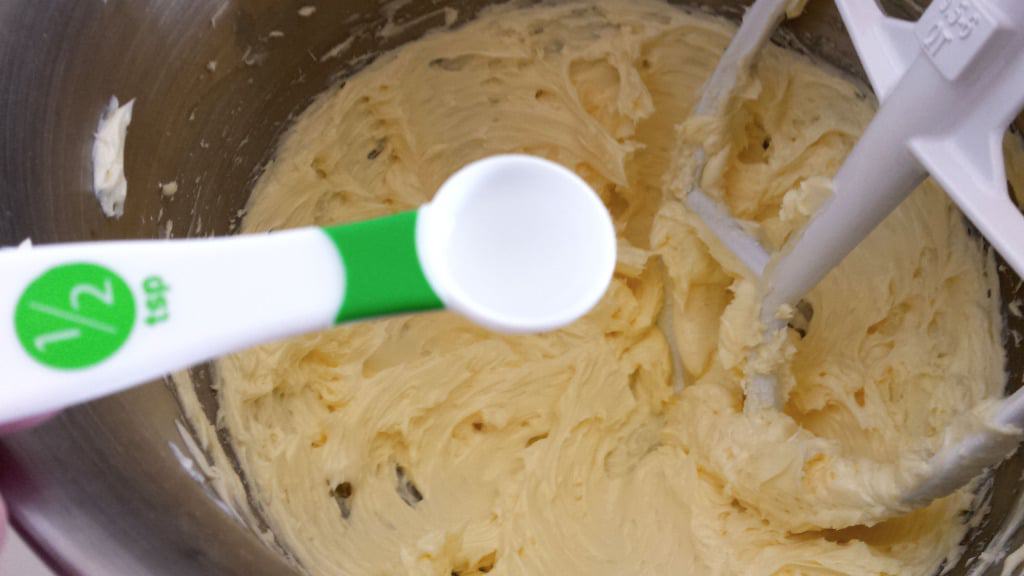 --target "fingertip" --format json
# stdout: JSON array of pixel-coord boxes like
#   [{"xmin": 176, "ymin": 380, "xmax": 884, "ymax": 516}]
[{"xmin": 0, "ymin": 412, "xmax": 57, "ymax": 435}]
